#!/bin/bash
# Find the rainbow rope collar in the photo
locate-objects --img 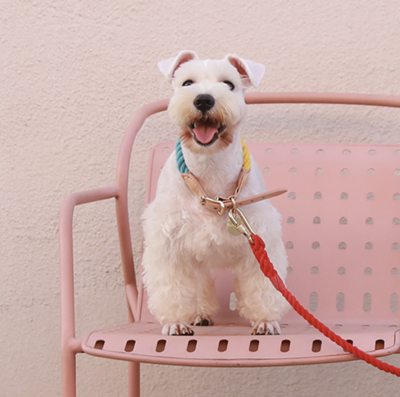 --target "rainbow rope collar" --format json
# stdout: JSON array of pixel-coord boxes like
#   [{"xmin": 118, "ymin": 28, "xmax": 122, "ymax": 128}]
[{"xmin": 175, "ymin": 139, "xmax": 251, "ymax": 174}]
